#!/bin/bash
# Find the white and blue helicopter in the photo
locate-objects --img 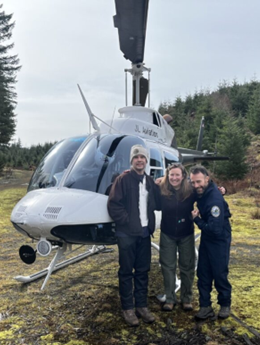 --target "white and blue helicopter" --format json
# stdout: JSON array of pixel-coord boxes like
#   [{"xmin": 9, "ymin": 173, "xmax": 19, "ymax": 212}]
[{"xmin": 10, "ymin": 0, "xmax": 227, "ymax": 291}]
